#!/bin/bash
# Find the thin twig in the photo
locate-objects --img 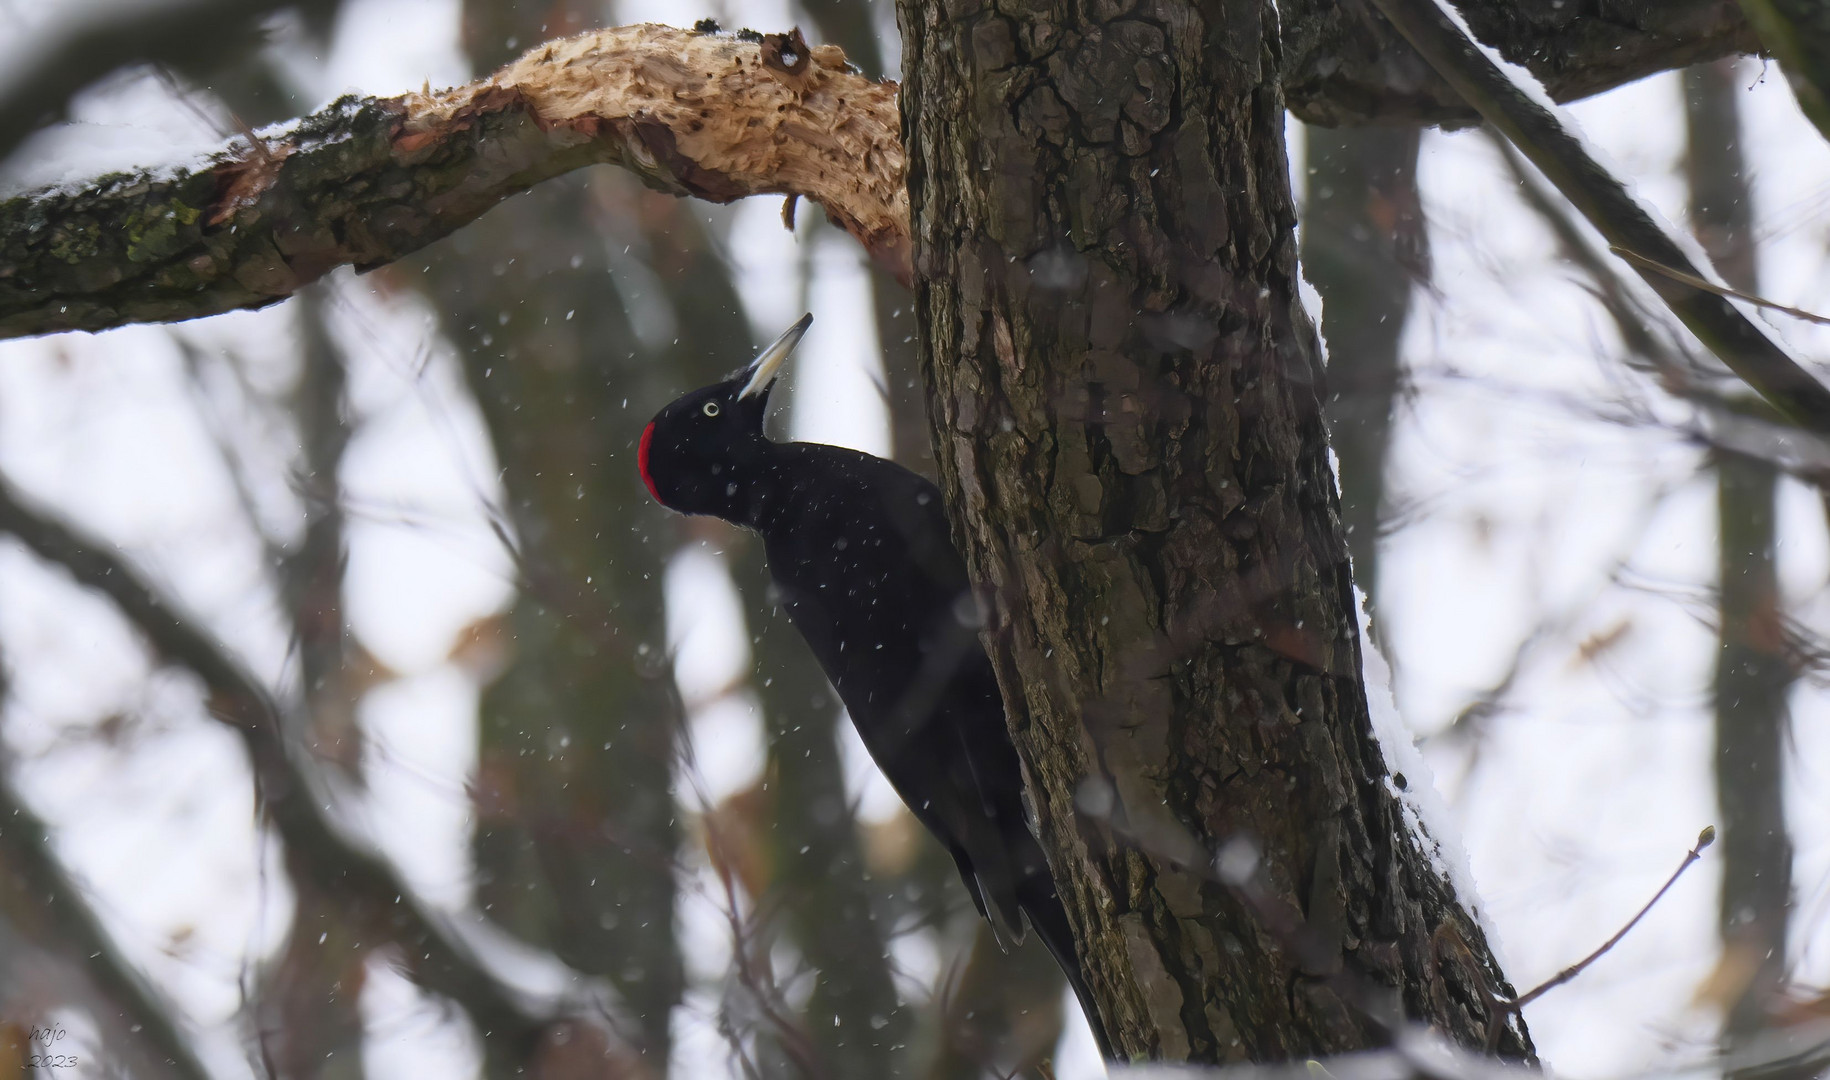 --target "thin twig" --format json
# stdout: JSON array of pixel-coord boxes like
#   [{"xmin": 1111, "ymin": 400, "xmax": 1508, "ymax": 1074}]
[
  {"xmin": 1483, "ymin": 827, "xmax": 1716, "ymax": 1050},
  {"xmin": 1610, "ymin": 246, "xmax": 1830, "ymax": 327}
]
